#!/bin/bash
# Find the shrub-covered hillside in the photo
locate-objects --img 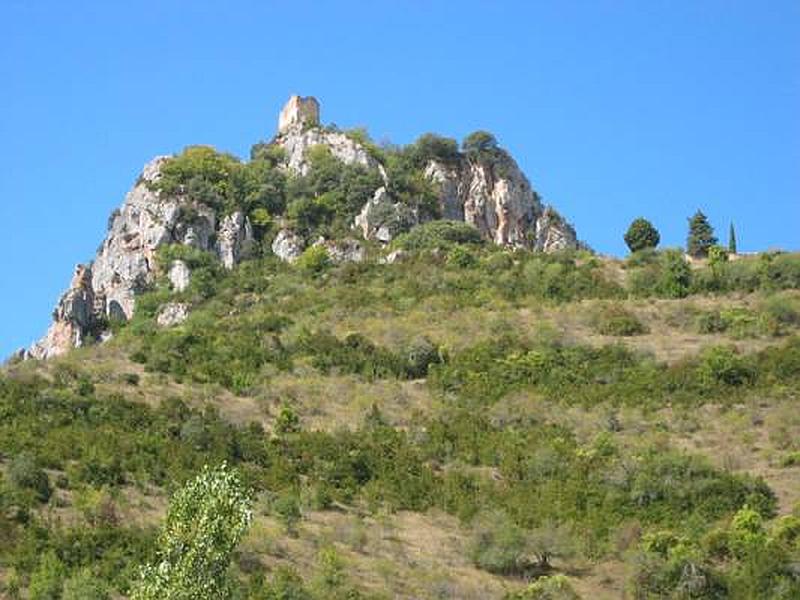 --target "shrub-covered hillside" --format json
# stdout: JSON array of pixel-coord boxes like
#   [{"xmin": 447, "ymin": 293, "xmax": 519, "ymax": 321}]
[{"xmin": 3, "ymin": 228, "xmax": 800, "ymax": 598}]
